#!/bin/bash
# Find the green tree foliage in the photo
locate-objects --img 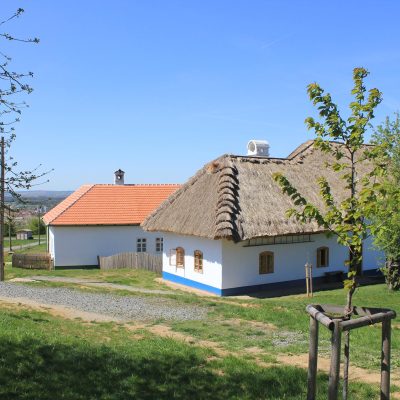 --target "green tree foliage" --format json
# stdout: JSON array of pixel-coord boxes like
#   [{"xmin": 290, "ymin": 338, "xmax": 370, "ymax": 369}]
[
  {"xmin": 369, "ymin": 114, "xmax": 400, "ymax": 290},
  {"xmin": 28, "ymin": 217, "xmax": 45, "ymax": 235},
  {"xmin": 4, "ymin": 220, "xmax": 15, "ymax": 236},
  {"xmin": 273, "ymin": 68, "xmax": 383, "ymax": 314}
]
